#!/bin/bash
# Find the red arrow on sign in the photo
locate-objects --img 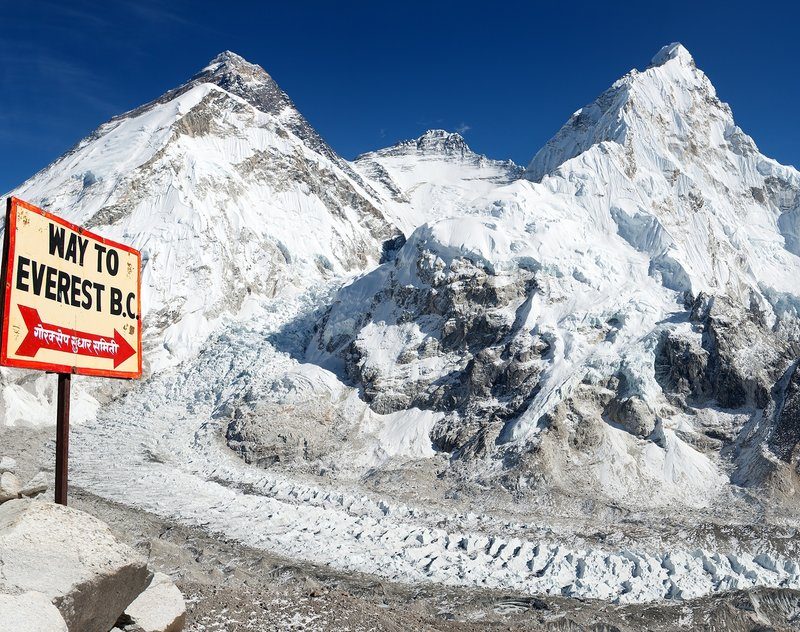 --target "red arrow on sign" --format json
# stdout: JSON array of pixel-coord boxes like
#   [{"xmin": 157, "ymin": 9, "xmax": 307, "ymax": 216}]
[{"xmin": 15, "ymin": 305, "xmax": 136, "ymax": 368}]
